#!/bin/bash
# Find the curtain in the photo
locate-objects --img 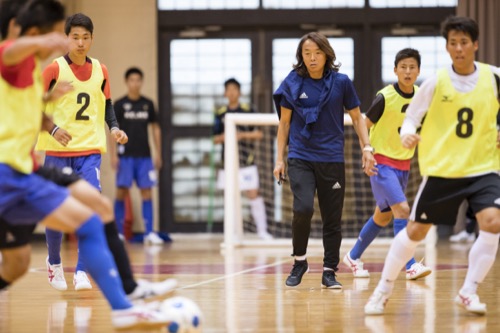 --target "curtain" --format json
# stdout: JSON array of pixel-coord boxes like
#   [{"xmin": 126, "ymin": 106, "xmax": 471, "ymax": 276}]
[{"xmin": 456, "ymin": 0, "xmax": 500, "ymax": 65}]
